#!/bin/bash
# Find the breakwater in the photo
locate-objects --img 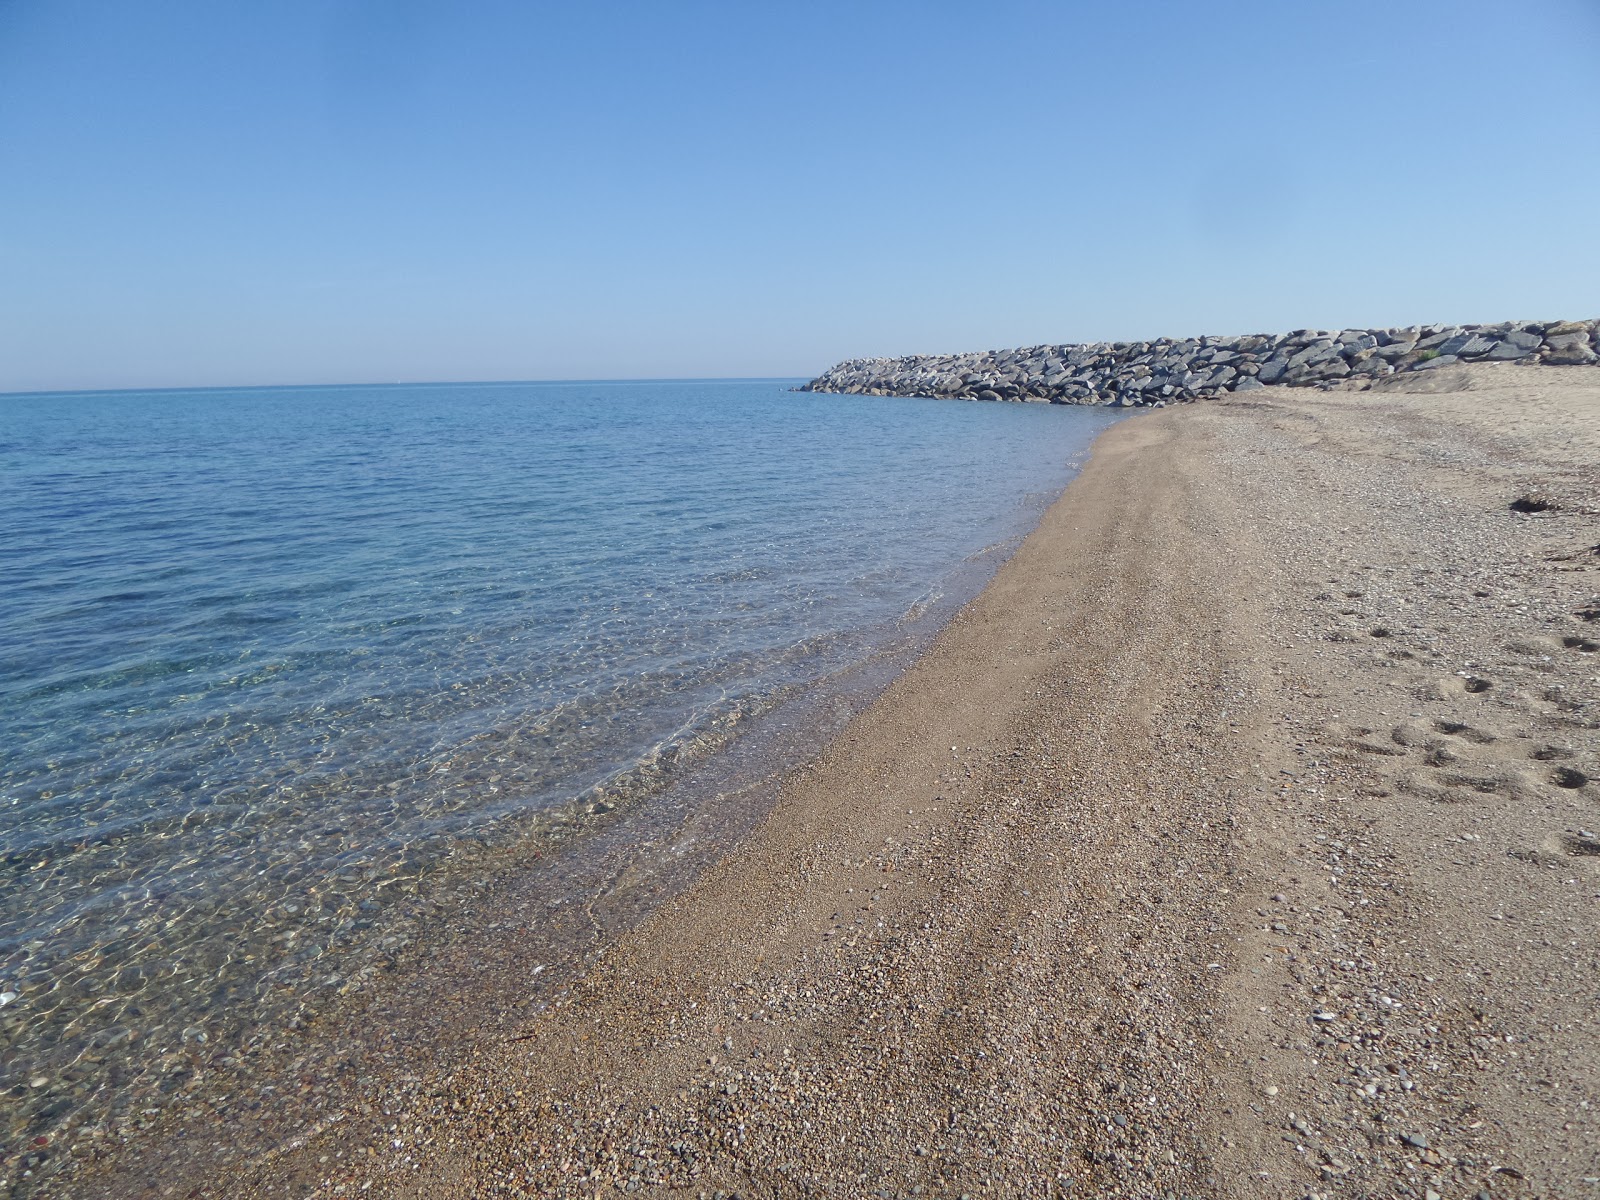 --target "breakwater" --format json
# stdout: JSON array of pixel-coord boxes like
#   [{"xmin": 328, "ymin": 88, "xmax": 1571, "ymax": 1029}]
[{"xmin": 801, "ymin": 318, "xmax": 1600, "ymax": 407}]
